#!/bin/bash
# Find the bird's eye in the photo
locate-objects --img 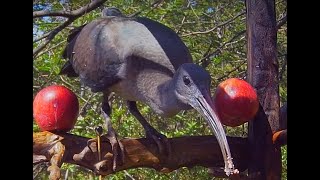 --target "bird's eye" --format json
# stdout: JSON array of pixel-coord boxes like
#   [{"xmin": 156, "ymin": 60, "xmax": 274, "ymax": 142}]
[{"xmin": 183, "ymin": 76, "xmax": 191, "ymax": 86}]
